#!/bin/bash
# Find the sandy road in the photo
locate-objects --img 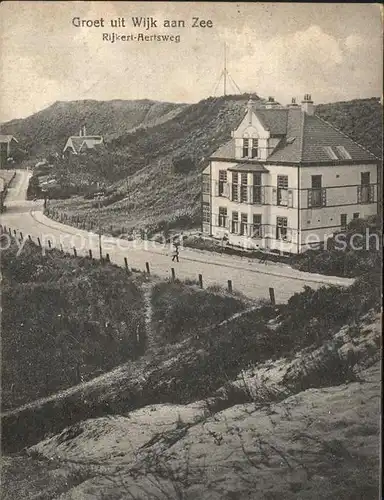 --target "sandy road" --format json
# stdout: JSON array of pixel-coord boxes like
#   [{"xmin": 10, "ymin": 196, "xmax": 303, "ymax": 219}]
[{"xmin": 0, "ymin": 170, "xmax": 354, "ymax": 302}]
